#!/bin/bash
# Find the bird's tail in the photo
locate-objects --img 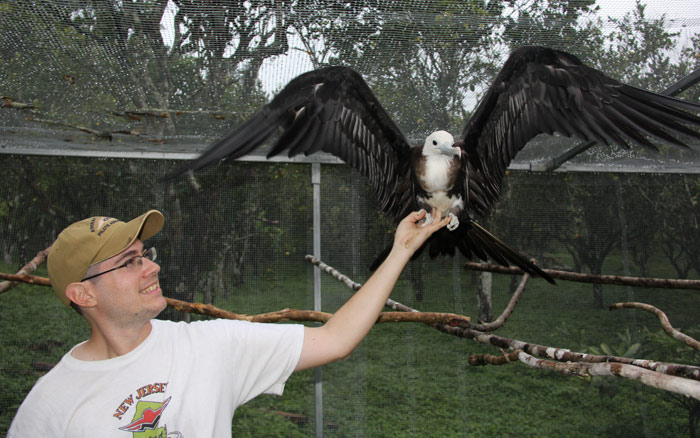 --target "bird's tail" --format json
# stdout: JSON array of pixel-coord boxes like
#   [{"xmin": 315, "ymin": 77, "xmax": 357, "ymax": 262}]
[
  {"xmin": 370, "ymin": 219, "xmax": 553, "ymax": 284},
  {"xmin": 445, "ymin": 220, "xmax": 554, "ymax": 283}
]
